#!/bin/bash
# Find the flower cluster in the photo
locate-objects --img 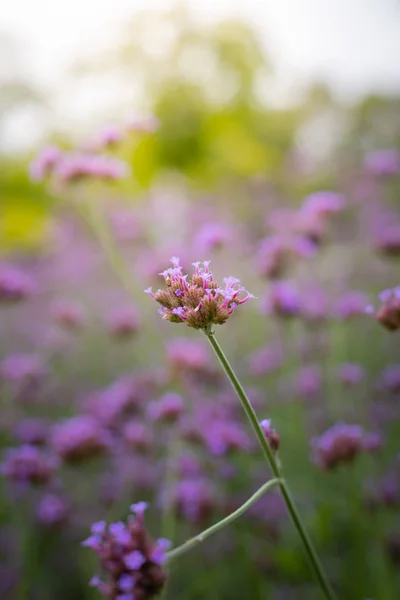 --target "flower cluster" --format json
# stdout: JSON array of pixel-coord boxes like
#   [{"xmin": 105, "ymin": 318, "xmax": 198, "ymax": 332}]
[
  {"xmin": 82, "ymin": 502, "xmax": 170, "ymax": 600},
  {"xmin": 145, "ymin": 258, "xmax": 254, "ymax": 330},
  {"xmin": 366, "ymin": 287, "xmax": 400, "ymax": 331},
  {"xmin": 311, "ymin": 423, "xmax": 381, "ymax": 470}
]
